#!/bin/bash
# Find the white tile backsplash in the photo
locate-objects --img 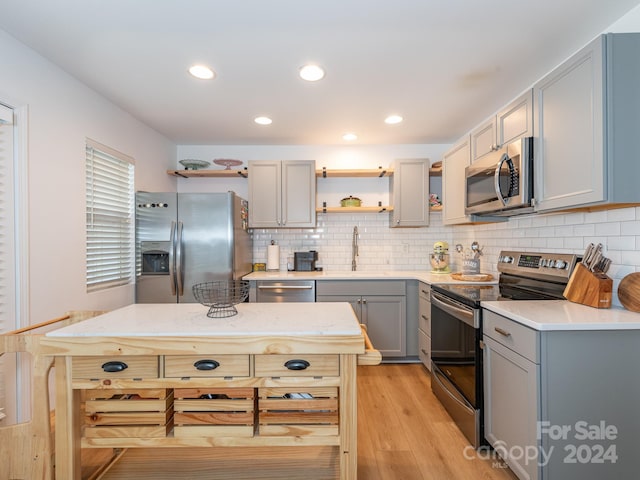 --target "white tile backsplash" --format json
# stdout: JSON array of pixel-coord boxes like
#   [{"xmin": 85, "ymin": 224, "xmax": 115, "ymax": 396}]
[{"xmin": 251, "ymin": 206, "xmax": 640, "ymax": 307}]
